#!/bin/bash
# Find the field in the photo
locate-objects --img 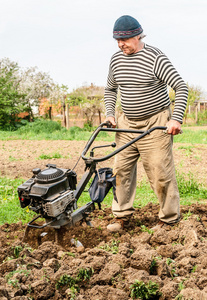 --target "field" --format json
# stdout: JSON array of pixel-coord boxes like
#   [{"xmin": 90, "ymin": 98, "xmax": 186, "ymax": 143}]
[{"xmin": 0, "ymin": 126, "xmax": 207, "ymax": 299}]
